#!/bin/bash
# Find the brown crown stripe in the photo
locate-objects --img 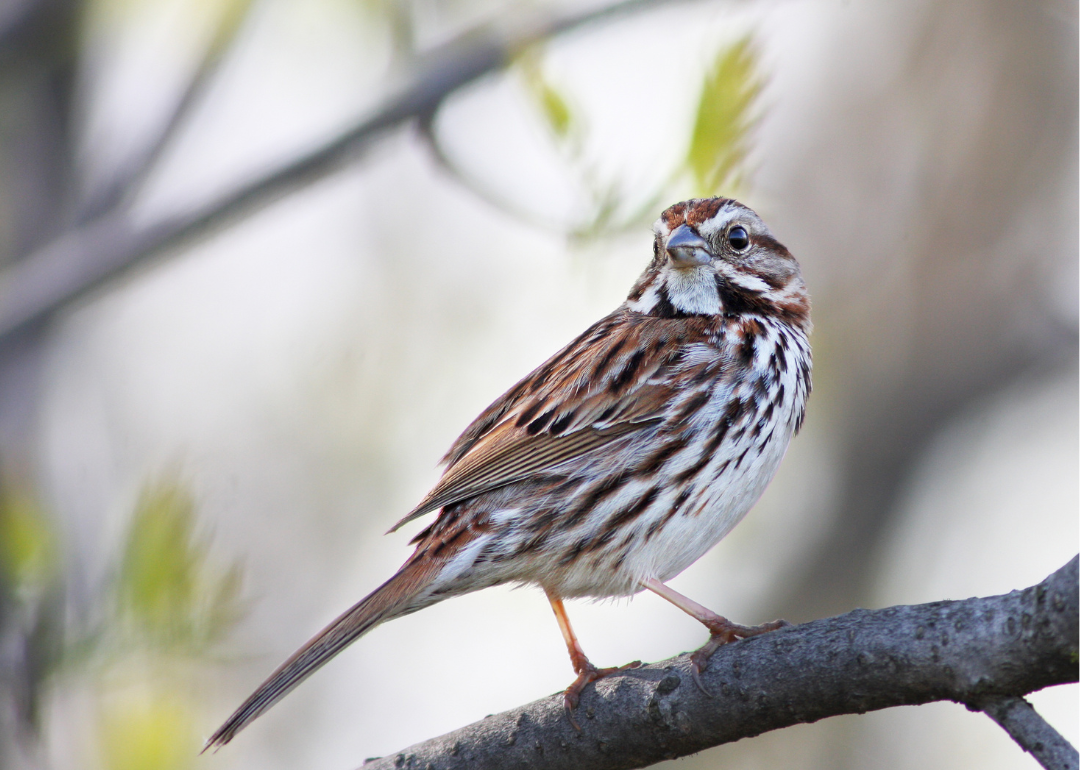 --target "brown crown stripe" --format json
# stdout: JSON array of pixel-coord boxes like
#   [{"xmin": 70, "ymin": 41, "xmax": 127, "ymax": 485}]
[
  {"xmin": 684, "ymin": 198, "xmax": 728, "ymax": 226},
  {"xmin": 660, "ymin": 201, "xmax": 688, "ymax": 229}
]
